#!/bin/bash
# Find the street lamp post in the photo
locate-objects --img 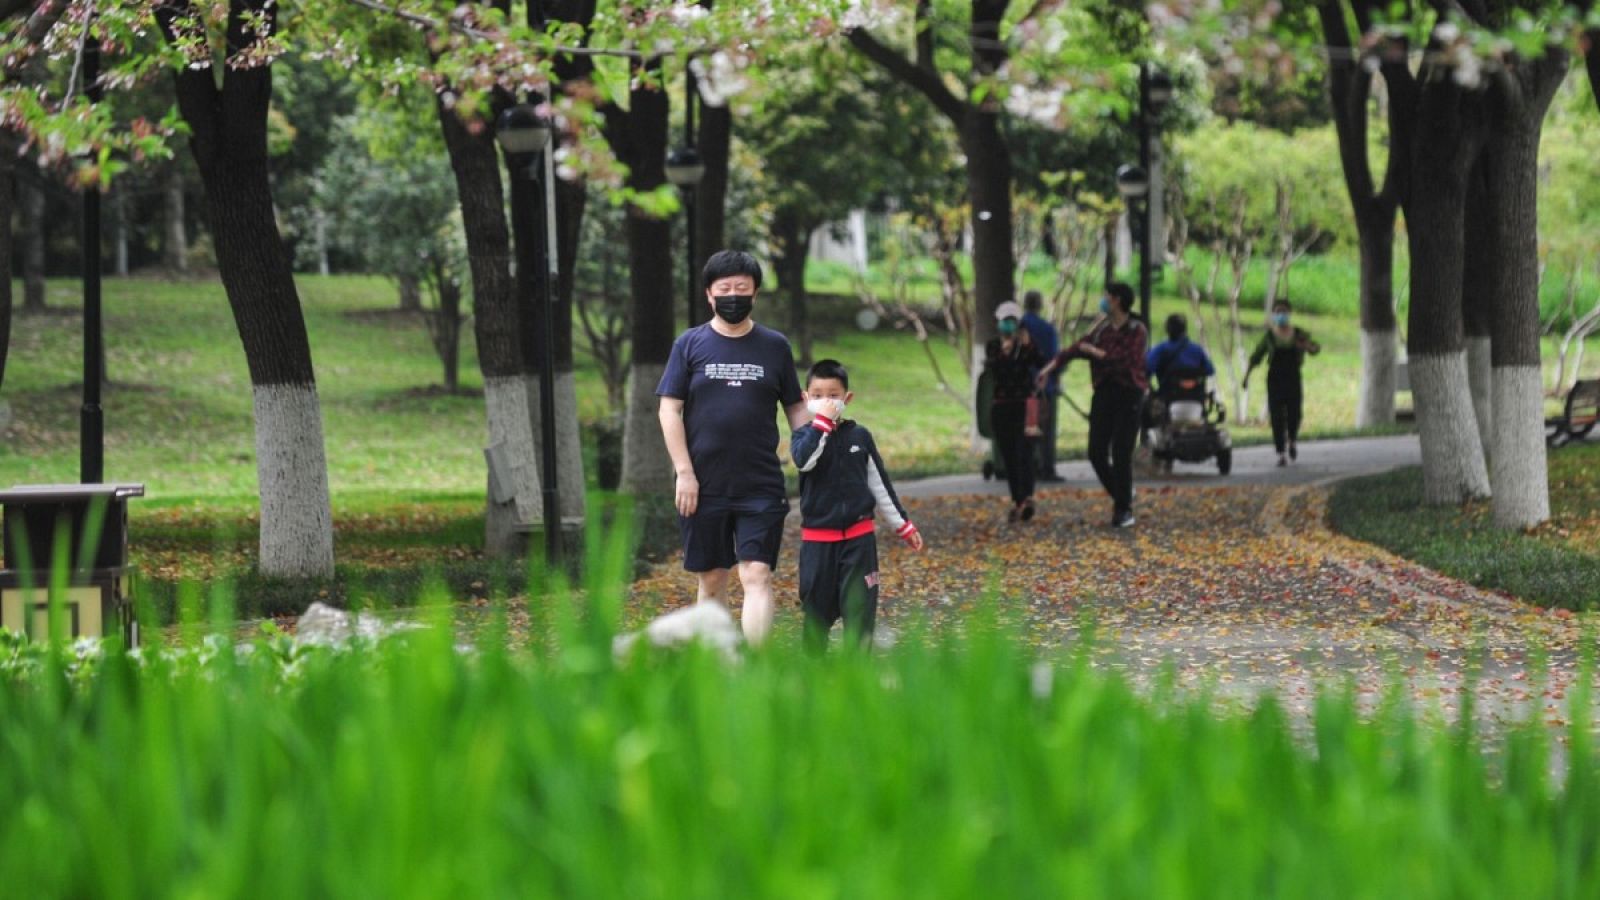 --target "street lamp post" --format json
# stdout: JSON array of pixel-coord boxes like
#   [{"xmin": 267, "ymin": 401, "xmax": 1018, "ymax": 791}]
[
  {"xmin": 81, "ymin": 30, "xmax": 104, "ymax": 484},
  {"xmin": 665, "ymin": 68, "xmax": 707, "ymax": 330},
  {"xmin": 1129, "ymin": 63, "xmax": 1173, "ymax": 324},
  {"xmin": 496, "ymin": 103, "xmax": 562, "ymax": 569}
]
